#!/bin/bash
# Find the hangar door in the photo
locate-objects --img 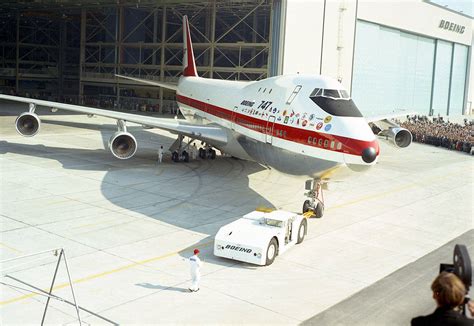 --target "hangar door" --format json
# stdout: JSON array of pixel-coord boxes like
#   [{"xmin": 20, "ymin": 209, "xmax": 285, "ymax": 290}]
[
  {"xmin": 351, "ymin": 21, "xmax": 435, "ymax": 116},
  {"xmin": 352, "ymin": 21, "xmax": 469, "ymax": 116}
]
